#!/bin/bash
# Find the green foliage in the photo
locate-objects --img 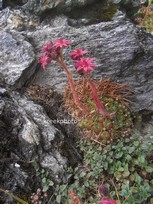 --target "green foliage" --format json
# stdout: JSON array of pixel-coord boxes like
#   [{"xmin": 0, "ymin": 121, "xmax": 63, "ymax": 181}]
[
  {"xmin": 55, "ymin": 184, "xmax": 70, "ymax": 204},
  {"xmin": 36, "ymin": 169, "xmax": 54, "ymax": 192},
  {"xmin": 55, "ymin": 134, "xmax": 153, "ymax": 203}
]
